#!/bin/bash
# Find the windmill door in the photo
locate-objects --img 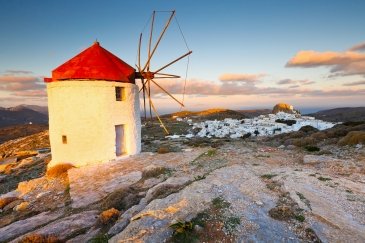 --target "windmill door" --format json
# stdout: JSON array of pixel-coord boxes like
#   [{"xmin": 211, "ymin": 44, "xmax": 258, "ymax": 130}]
[{"xmin": 115, "ymin": 125, "xmax": 125, "ymax": 156}]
